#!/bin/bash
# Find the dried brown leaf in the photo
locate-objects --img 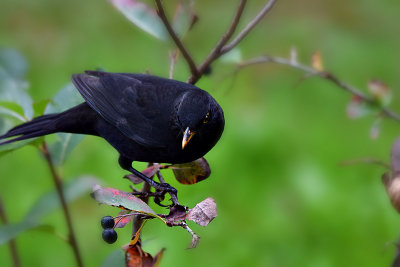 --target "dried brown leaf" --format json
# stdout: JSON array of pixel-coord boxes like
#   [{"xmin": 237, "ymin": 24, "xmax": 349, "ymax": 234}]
[
  {"xmin": 165, "ymin": 205, "xmax": 187, "ymax": 224},
  {"xmin": 125, "ymin": 243, "xmax": 154, "ymax": 267},
  {"xmin": 187, "ymin": 198, "xmax": 217, "ymax": 226}
]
